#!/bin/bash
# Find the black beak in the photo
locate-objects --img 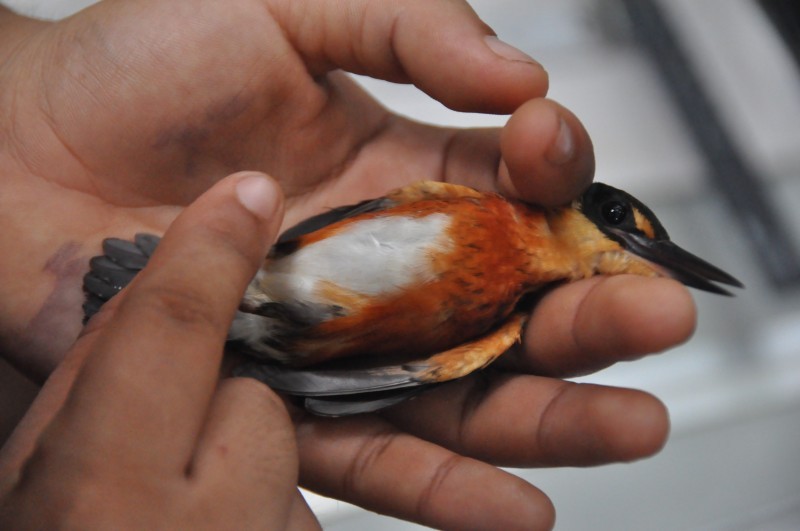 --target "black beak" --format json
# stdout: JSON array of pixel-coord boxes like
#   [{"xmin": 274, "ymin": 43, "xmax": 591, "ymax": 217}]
[{"xmin": 609, "ymin": 229, "xmax": 744, "ymax": 296}]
